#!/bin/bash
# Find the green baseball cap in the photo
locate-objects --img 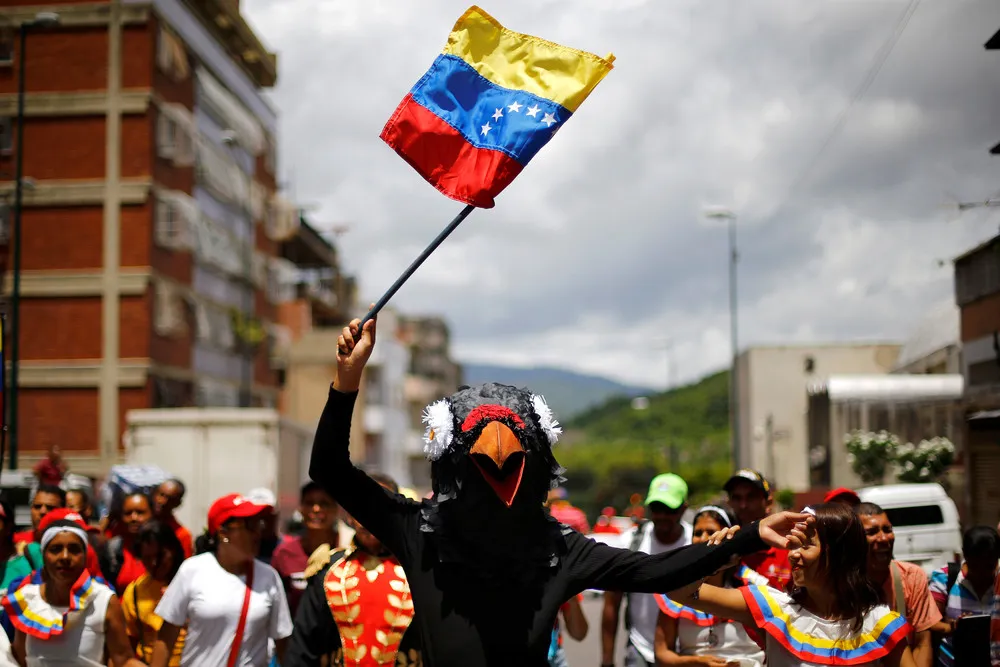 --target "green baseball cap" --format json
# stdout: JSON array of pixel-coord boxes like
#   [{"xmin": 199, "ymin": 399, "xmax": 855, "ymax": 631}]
[{"xmin": 644, "ymin": 473, "xmax": 688, "ymax": 510}]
